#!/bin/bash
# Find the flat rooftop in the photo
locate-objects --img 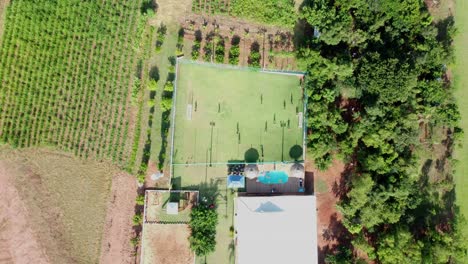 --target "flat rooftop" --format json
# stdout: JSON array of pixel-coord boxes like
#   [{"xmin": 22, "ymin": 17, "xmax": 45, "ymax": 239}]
[{"xmin": 234, "ymin": 195, "xmax": 318, "ymax": 264}]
